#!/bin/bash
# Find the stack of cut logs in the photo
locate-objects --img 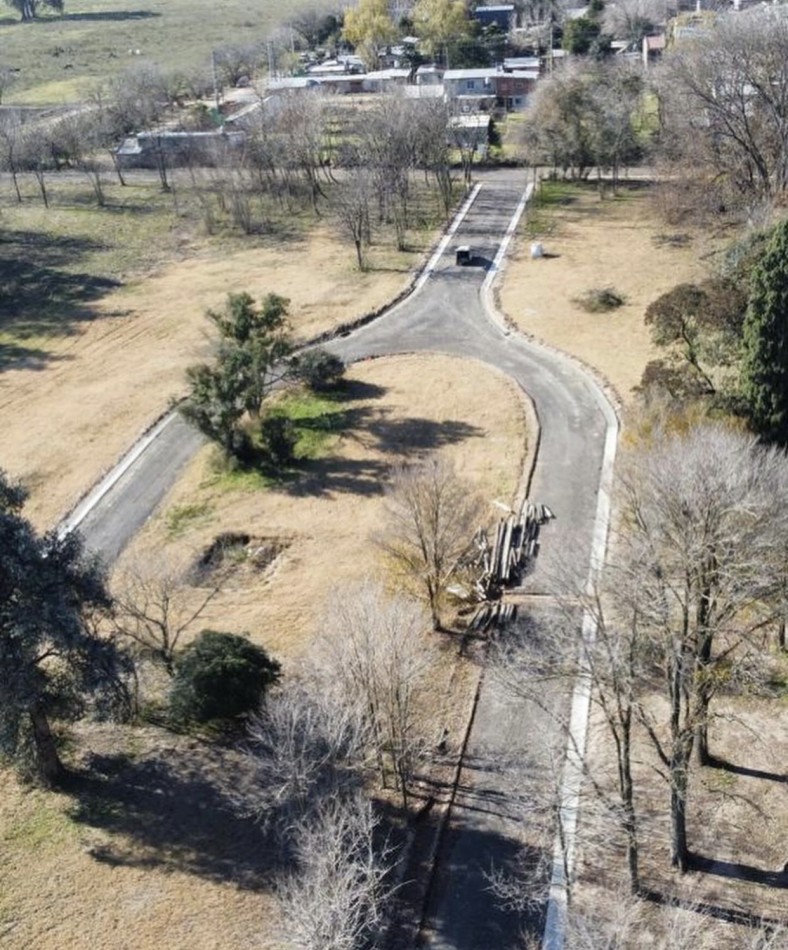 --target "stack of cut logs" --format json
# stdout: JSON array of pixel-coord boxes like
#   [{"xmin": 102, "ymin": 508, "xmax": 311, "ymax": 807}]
[{"xmin": 465, "ymin": 500, "xmax": 553, "ymax": 634}]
